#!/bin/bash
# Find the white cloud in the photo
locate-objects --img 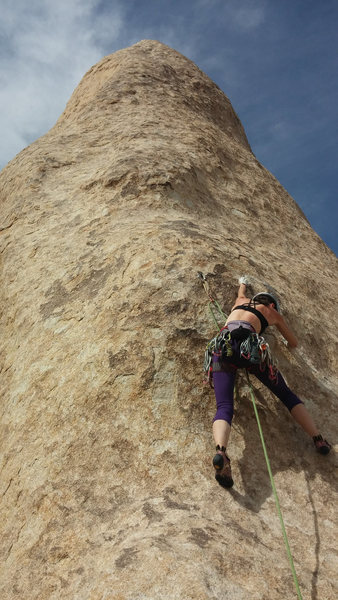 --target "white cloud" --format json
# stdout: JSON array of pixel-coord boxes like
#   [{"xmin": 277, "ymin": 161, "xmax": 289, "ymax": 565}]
[
  {"xmin": 196, "ymin": 0, "xmax": 266, "ymax": 31},
  {"xmin": 269, "ymin": 121, "xmax": 292, "ymax": 142},
  {"xmin": 0, "ymin": 0, "xmax": 270, "ymax": 170},
  {"xmin": 0, "ymin": 0, "xmax": 125, "ymax": 168},
  {"xmin": 230, "ymin": 4, "xmax": 266, "ymax": 30}
]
